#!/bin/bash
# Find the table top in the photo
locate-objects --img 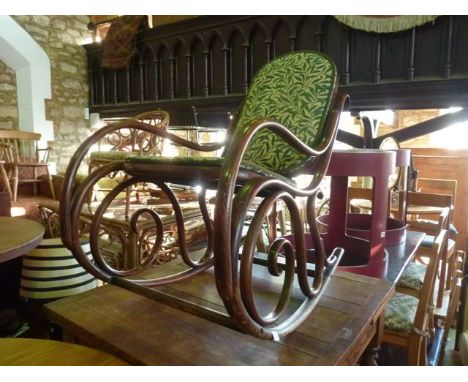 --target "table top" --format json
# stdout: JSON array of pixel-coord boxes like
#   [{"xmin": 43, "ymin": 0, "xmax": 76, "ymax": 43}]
[
  {"xmin": 0, "ymin": 217, "xmax": 44, "ymax": 263},
  {"xmin": 45, "ymin": 266, "xmax": 393, "ymax": 366},
  {"xmin": 0, "ymin": 338, "xmax": 128, "ymax": 366},
  {"xmin": 385, "ymin": 230, "xmax": 425, "ymax": 285}
]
